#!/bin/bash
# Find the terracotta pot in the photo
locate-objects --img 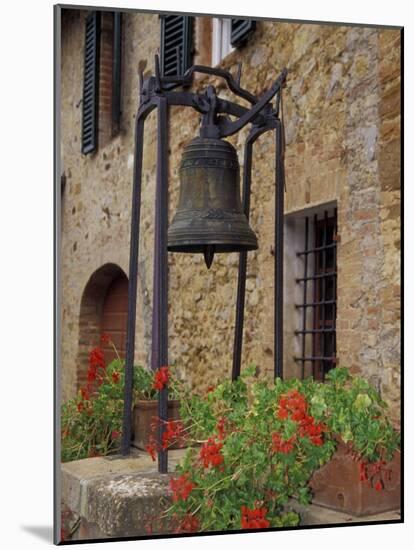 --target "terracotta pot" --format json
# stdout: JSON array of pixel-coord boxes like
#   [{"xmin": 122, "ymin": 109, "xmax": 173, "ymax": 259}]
[
  {"xmin": 132, "ymin": 399, "xmax": 184, "ymax": 451},
  {"xmin": 309, "ymin": 440, "xmax": 401, "ymax": 516}
]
